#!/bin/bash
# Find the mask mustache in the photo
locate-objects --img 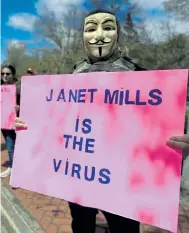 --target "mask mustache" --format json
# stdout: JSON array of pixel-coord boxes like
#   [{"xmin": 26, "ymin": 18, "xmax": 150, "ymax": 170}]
[{"xmin": 88, "ymin": 37, "xmax": 111, "ymax": 45}]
